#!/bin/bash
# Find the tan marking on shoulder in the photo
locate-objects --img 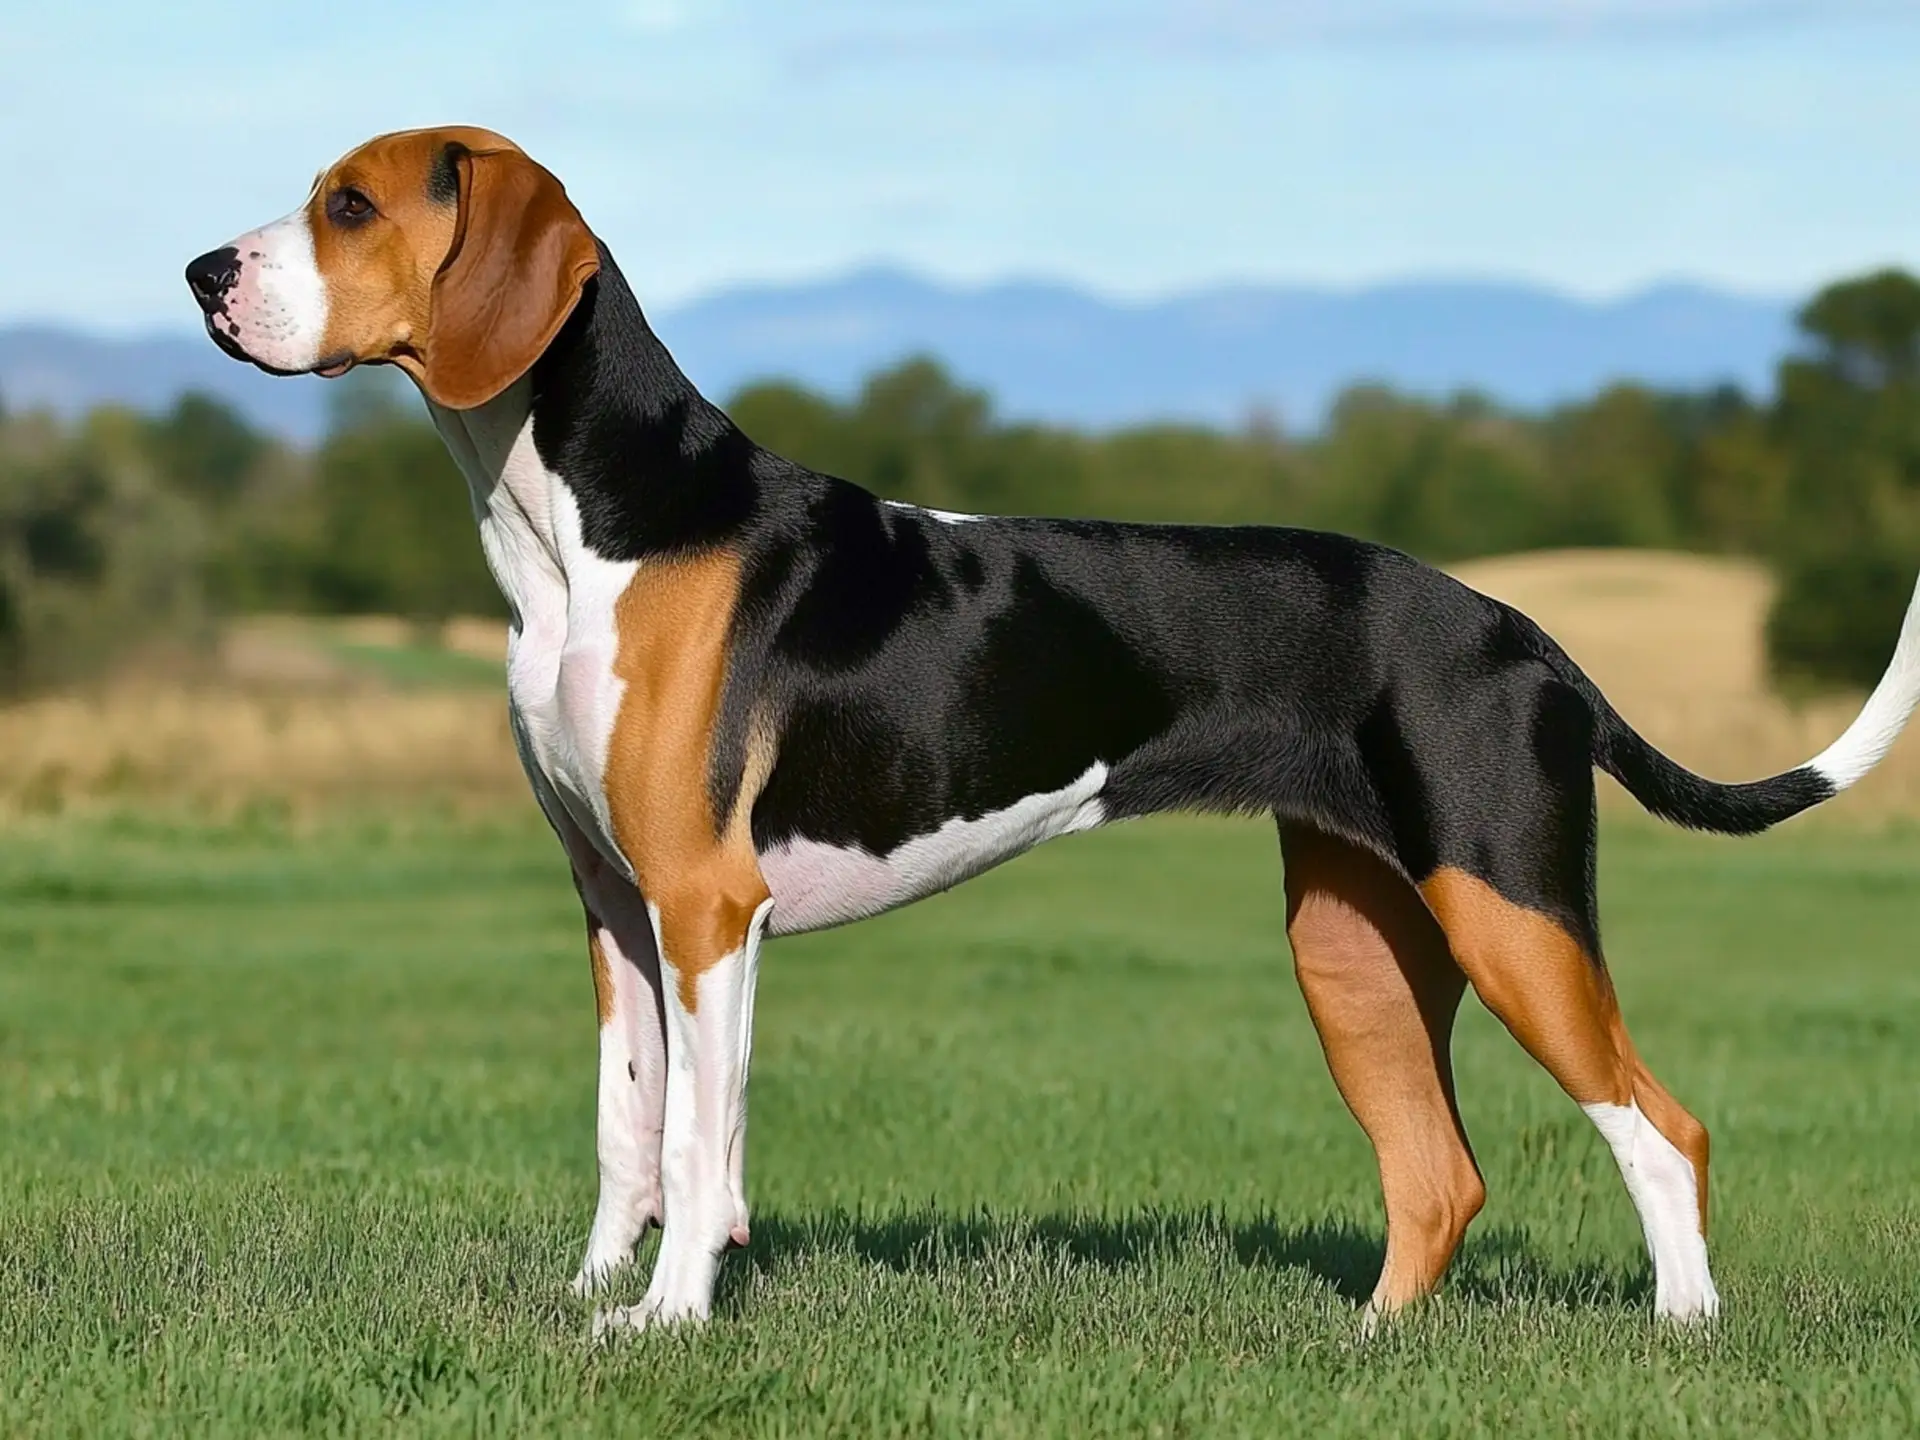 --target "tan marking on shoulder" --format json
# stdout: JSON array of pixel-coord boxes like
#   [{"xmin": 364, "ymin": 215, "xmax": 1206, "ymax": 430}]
[{"xmin": 604, "ymin": 550, "xmax": 772, "ymax": 1013}]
